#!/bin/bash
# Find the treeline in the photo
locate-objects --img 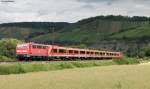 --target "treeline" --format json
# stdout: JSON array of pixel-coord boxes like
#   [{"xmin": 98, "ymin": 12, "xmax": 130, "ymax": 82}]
[
  {"xmin": 78, "ymin": 15, "xmax": 150, "ymax": 24},
  {"xmin": 0, "ymin": 22, "xmax": 70, "ymax": 31}
]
